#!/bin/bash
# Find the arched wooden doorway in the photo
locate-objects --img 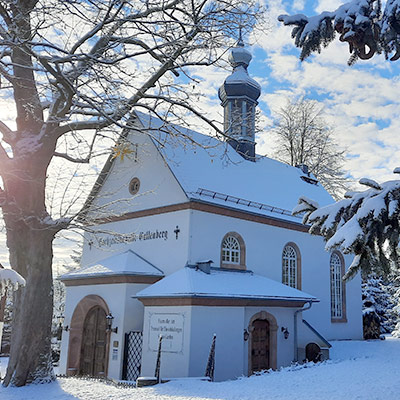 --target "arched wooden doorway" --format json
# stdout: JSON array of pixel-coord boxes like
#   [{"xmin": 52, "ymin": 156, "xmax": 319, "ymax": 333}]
[
  {"xmin": 251, "ymin": 319, "xmax": 270, "ymax": 372},
  {"xmin": 80, "ymin": 306, "xmax": 107, "ymax": 376},
  {"xmin": 248, "ymin": 311, "xmax": 277, "ymax": 374},
  {"xmin": 66, "ymin": 295, "xmax": 110, "ymax": 377}
]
